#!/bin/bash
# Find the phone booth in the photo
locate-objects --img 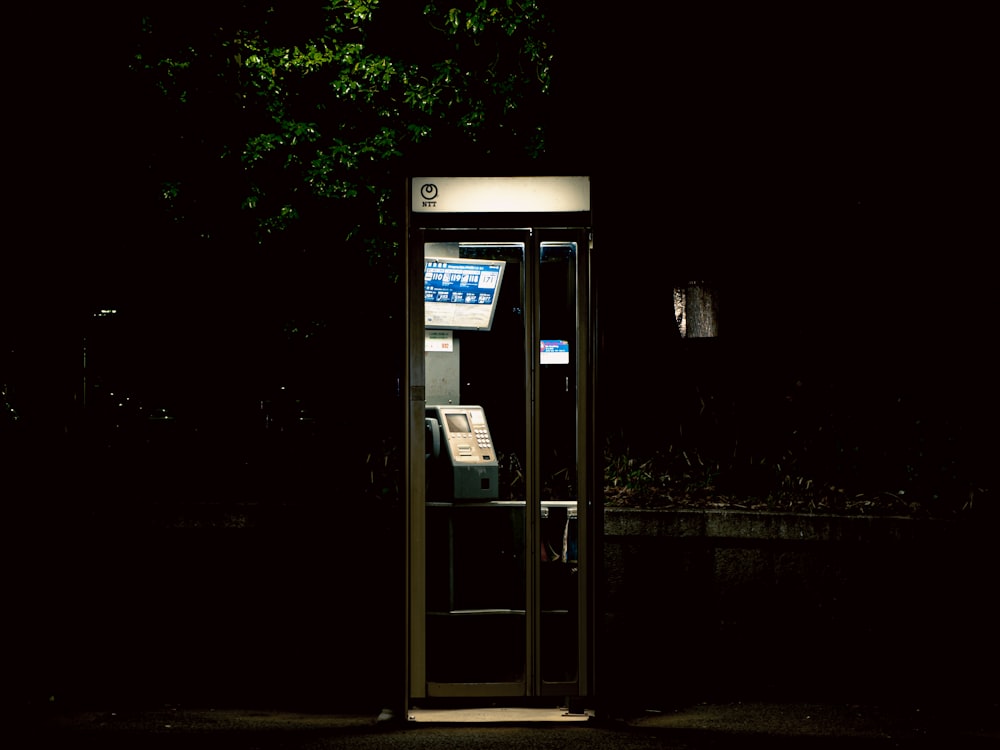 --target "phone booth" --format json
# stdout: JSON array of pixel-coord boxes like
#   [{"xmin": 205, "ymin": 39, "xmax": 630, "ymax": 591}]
[{"xmin": 404, "ymin": 176, "xmax": 597, "ymax": 719}]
